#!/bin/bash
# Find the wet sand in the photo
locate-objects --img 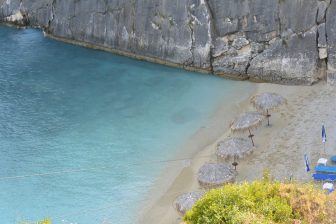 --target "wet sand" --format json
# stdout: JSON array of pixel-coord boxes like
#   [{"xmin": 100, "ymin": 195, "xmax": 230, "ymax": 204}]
[{"xmin": 139, "ymin": 80, "xmax": 336, "ymax": 224}]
